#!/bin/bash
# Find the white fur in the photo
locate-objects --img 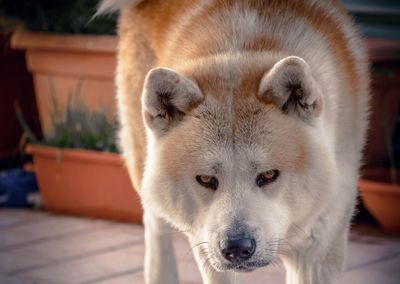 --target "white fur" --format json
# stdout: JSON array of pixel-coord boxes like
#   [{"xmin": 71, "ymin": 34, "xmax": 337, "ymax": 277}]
[{"xmin": 112, "ymin": 1, "xmax": 370, "ymax": 284}]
